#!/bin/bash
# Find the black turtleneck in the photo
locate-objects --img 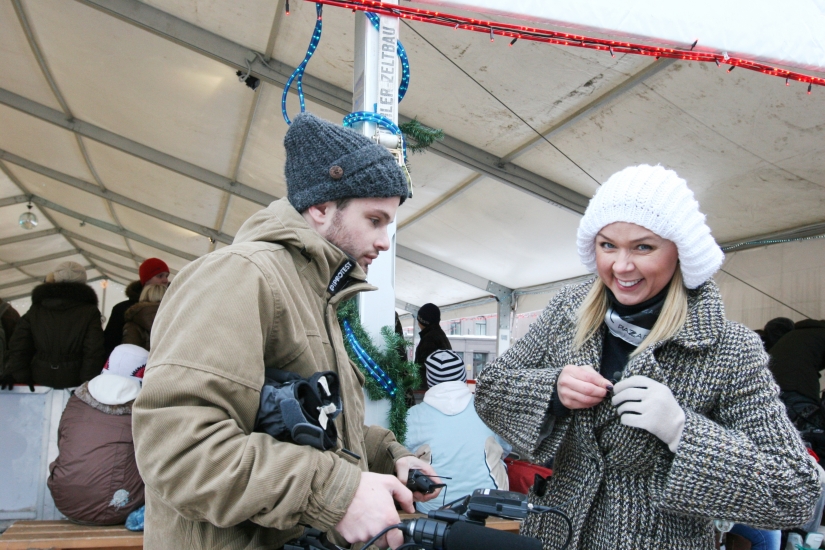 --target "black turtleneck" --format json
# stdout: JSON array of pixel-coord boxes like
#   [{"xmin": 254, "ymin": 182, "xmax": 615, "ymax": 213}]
[
  {"xmin": 600, "ymin": 284, "xmax": 668, "ymax": 381},
  {"xmin": 549, "ymin": 283, "xmax": 668, "ymax": 418}
]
